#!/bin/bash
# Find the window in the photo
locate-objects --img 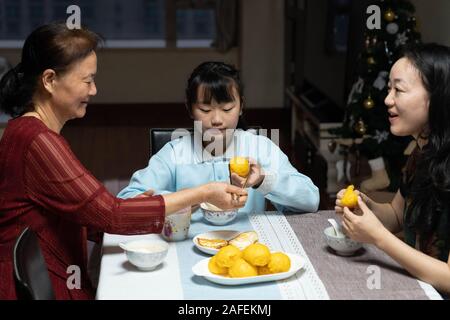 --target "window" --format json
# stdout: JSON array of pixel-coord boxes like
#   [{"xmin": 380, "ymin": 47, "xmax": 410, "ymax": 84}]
[
  {"xmin": 176, "ymin": 8, "xmax": 215, "ymax": 48},
  {"xmin": 3, "ymin": 0, "xmax": 22, "ymax": 39},
  {"xmin": 0, "ymin": 0, "xmax": 218, "ymax": 48}
]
